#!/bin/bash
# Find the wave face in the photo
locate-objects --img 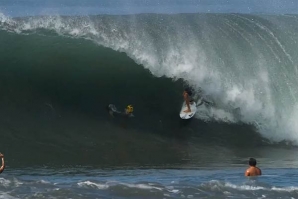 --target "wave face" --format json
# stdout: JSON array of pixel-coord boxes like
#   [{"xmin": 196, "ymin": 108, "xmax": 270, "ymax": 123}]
[{"xmin": 0, "ymin": 12, "xmax": 298, "ymax": 166}]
